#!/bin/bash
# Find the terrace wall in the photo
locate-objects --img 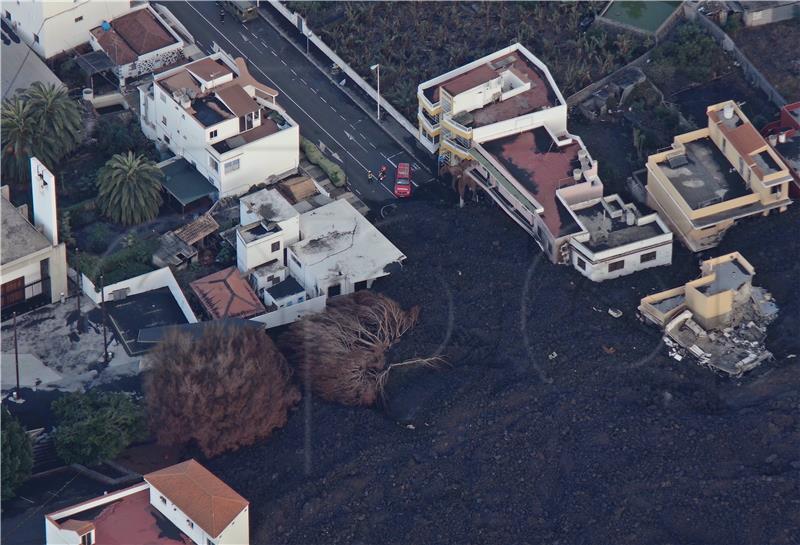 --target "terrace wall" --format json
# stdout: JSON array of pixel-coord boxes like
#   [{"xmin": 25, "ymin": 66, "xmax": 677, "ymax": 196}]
[
  {"xmin": 77, "ymin": 267, "xmax": 198, "ymax": 323},
  {"xmin": 250, "ymin": 293, "xmax": 327, "ymax": 328}
]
